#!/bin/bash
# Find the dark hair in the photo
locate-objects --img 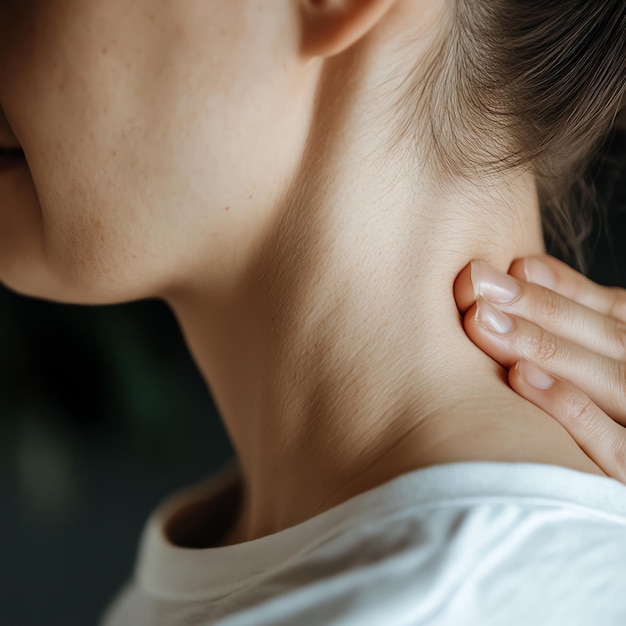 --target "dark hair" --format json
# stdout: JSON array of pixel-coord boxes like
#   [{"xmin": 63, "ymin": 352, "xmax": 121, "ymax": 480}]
[{"xmin": 399, "ymin": 1, "xmax": 626, "ymax": 274}]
